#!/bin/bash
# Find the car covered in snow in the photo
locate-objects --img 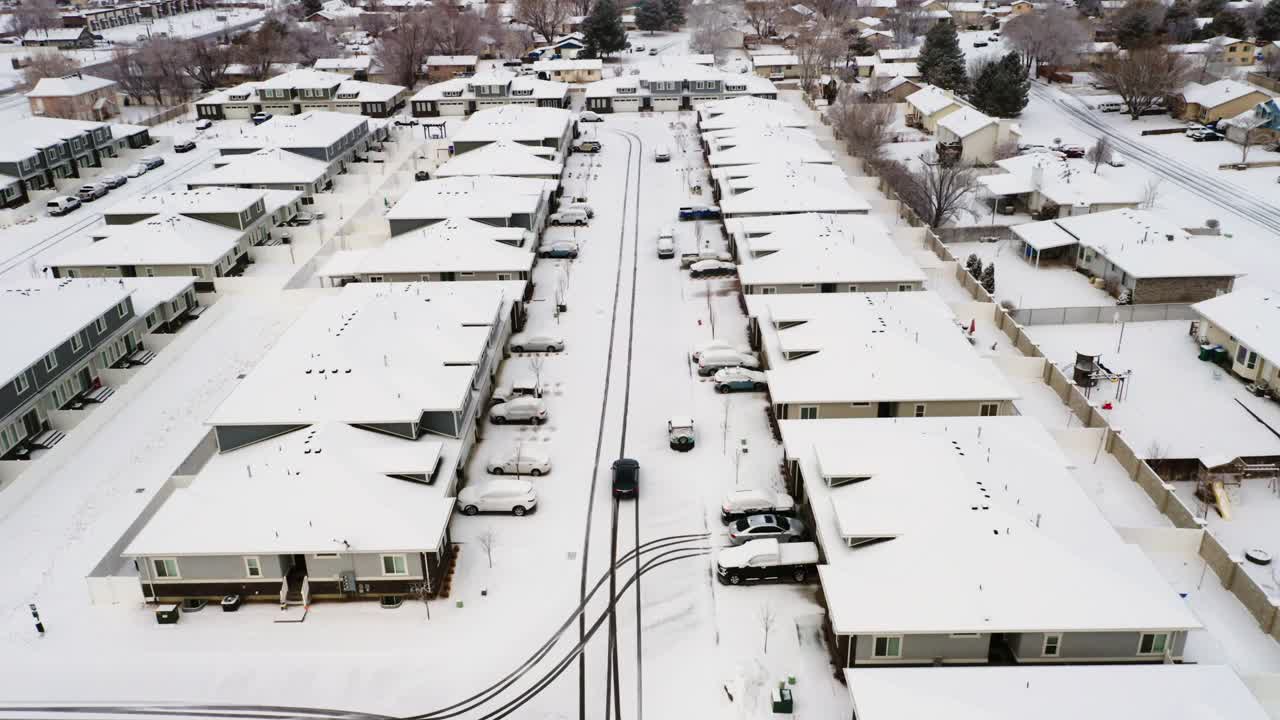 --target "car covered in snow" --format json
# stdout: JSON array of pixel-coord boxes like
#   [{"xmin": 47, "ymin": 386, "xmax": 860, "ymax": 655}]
[
  {"xmin": 696, "ymin": 348, "xmax": 760, "ymax": 376},
  {"xmin": 99, "ymin": 174, "xmax": 127, "ymax": 189},
  {"xmin": 549, "ymin": 209, "xmax": 589, "ymax": 226},
  {"xmin": 692, "ymin": 339, "xmax": 752, "ymax": 363},
  {"xmin": 125, "ymin": 162, "xmax": 149, "ymax": 178},
  {"xmin": 716, "ymin": 539, "xmax": 818, "ymax": 585},
  {"xmin": 561, "ymin": 200, "xmax": 595, "ymax": 218},
  {"xmin": 678, "ymin": 204, "xmax": 721, "ymax": 221},
  {"xmin": 572, "ymin": 138, "xmax": 602, "ymax": 153},
  {"xmin": 727, "ymin": 514, "xmax": 806, "ymax": 546},
  {"xmin": 667, "ymin": 416, "xmax": 695, "ymax": 451},
  {"xmin": 491, "ymin": 376, "xmax": 541, "ymax": 404},
  {"xmin": 538, "ymin": 240, "xmax": 580, "ymax": 258},
  {"xmin": 579, "ymin": 110, "xmax": 603, "ymax": 122},
  {"xmin": 457, "ymin": 479, "xmax": 537, "ymax": 516},
  {"xmin": 689, "ymin": 259, "xmax": 737, "ymax": 278},
  {"xmin": 510, "ymin": 333, "xmax": 565, "ymax": 353},
  {"xmin": 486, "ymin": 449, "xmax": 551, "ymax": 476},
  {"xmin": 721, "ymin": 489, "xmax": 796, "ymax": 522},
  {"xmin": 489, "ymin": 396, "xmax": 548, "ymax": 425},
  {"xmin": 713, "ymin": 367, "xmax": 767, "ymax": 393}
]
